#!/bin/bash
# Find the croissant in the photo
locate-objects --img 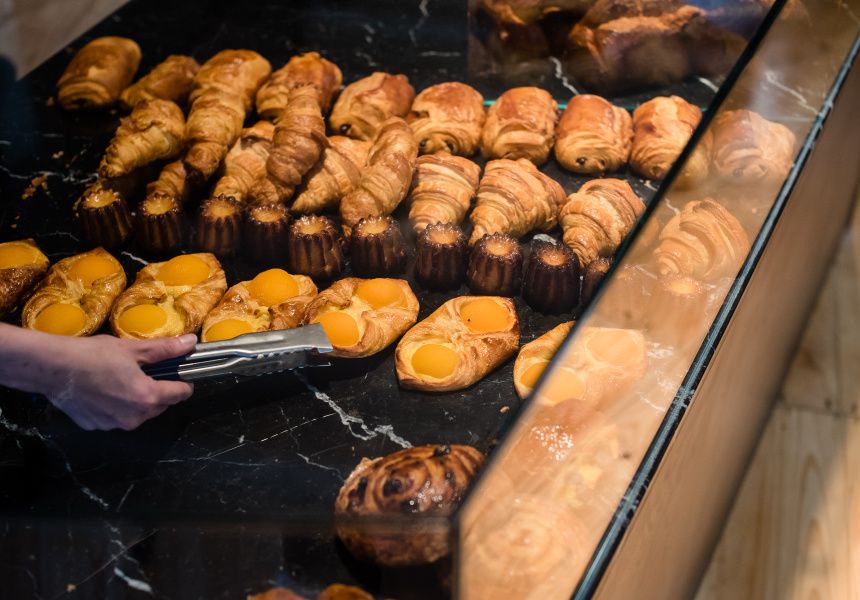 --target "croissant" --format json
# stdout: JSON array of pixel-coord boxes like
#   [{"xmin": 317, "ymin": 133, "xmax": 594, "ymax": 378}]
[
  {"xmin": 201, "ymin": 268, "xmax": 317, "ymax": 342},
  {"xmin": 513, "ymin": 321, "xmax": 574, "ymax": 399},
  {"xmin": 559, "ymin": 178, "xmax": 646, "ymax": 269},
  {"xmin": 0, "ymin": 239, "xmax": 50, "ymax": 319},
  {"xmin": 406, "ymin": 151, "xmax": 481, "ymax": 234},
  {"xmin": 468, "ymin": 158, "xmax": 566, "ymax": 246},
  {"xmin": 630, "ymin": 95, "xmax": 701, "ymax": 179},
  {"xmin": 395, "ymin": 296, "xmax": 520, "ymax": 392},
  {"xmin": 98, "ymin": 99, "xmax": 185, "ymax": 179},
  {"xmin": 339, "ymin": 117, "xmax": 418, "ymax": 235},
  {"xmin": 407, "ymin": 82, "xmax": 486, "ymax": 156},
  {"xmin": 211, "ymin": 120, "xmax": 276, "ymax": 203},
  {"xmin": 110, "ymin": 253, "xmax": 227, "ymax": 339},
  {"xmin": 329, "ymin": 72, "xmax": 415, "ymax": 141},
  {"xmin": 711, "ymin": 109, "xmax": 796, "ymax": 188},
  {"xmin": 22, "ymin": 248, "xmax": 126, "ymax": 337},
  {"xmin": 554, "ymin": 94, "xmax": 632, "ymax": 174},
  {"xmin": 303, "ymin": 277, "xmax": 419, "ymax": 358},
  {"xmin": 56, "ymin": 37, "xmax": 141, "ymax": 111},
  {"xmin": 479, "ymin": 87, "xmax": 559, "ymax": 165},
  {"xmin": 119, "ymin": 54, "xmax": 200, "ymax": 110},
  {"xmin": 290, "ymin": 136, "xmax": 371, "ymax": 214},
  {"xmin": 335, "ymin": 444, "xmax": 485, "ymax": 565},
  {"xmin": 653, "ymin": 198, "xmax": 751, "ymax": 281},
  {"xmin": 255, "ymin": 52, "xmax": 343, "ymax": 121},
  {"xmin": 145, "ymin": 159, "xmax": 194, "ymax": 207}
]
